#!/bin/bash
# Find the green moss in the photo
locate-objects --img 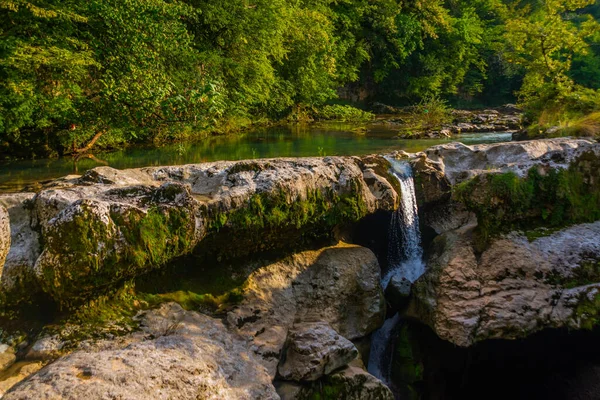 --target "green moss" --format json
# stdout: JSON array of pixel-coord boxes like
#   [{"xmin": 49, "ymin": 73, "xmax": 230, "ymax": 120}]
[
  {"xmin": 391, "ymin": 324, "xmax": 424, "ymax": 400},
  {"xmin": 40, "ymin": 201, "xmax": 197, "ymax": 307},
  {"xmin": 454, "ymin": 153, "xmax": 600, "ymax": 249},
  {"xmin": 202, "ymin": 183, "xmax": 368, "ymax": 260},
  {"xmin": 574, "ymin": 291, "xmax": 600, "ymax": 330}
]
